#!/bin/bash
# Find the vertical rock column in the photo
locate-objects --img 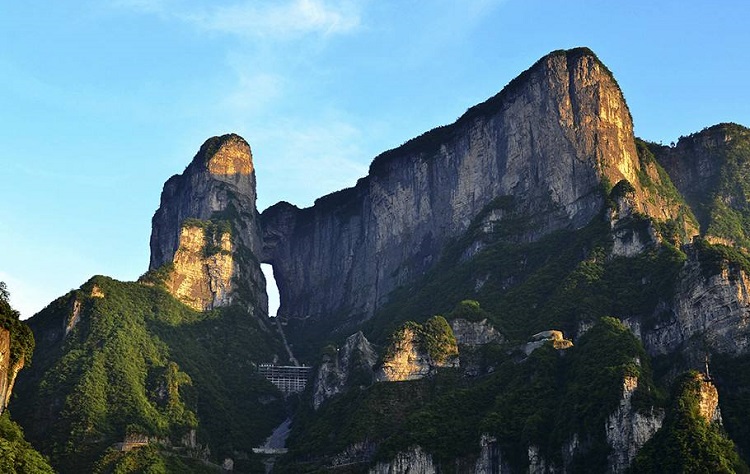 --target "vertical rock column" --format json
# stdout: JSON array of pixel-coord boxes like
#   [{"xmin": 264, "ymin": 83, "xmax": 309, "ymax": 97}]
[{"xmin": 149, "ymin": 134, "xmax": 267, "ymax": 313}]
